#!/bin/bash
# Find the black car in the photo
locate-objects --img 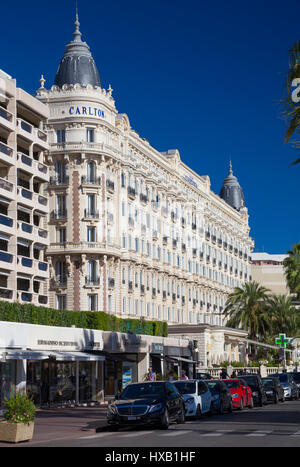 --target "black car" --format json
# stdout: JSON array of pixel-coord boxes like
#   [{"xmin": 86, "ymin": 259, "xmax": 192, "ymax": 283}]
[
  {"xmin": 290, "ymin": 372, "xmax": 300, "ymax": 392},
  {"xmin": 237, "ymin": 375, "xmax": 267, "ymax": 407},
  {"xmin": 262, "ymin": 377, "xmax": 285, "ymax": 403},
  {"xmin": 196, "ymin": 372, "xmax": 213, "ymax": 380},
  {"xmin": 206, "ymin": 380, "xmax": 233, "ymax": 414},
  {"xmin": 107, "ymin": 381, "xmax": 185, "ymax": 430},
  {"xmin": 268, "ymin": 373, "xmax": 299, "ymax": 400}
]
